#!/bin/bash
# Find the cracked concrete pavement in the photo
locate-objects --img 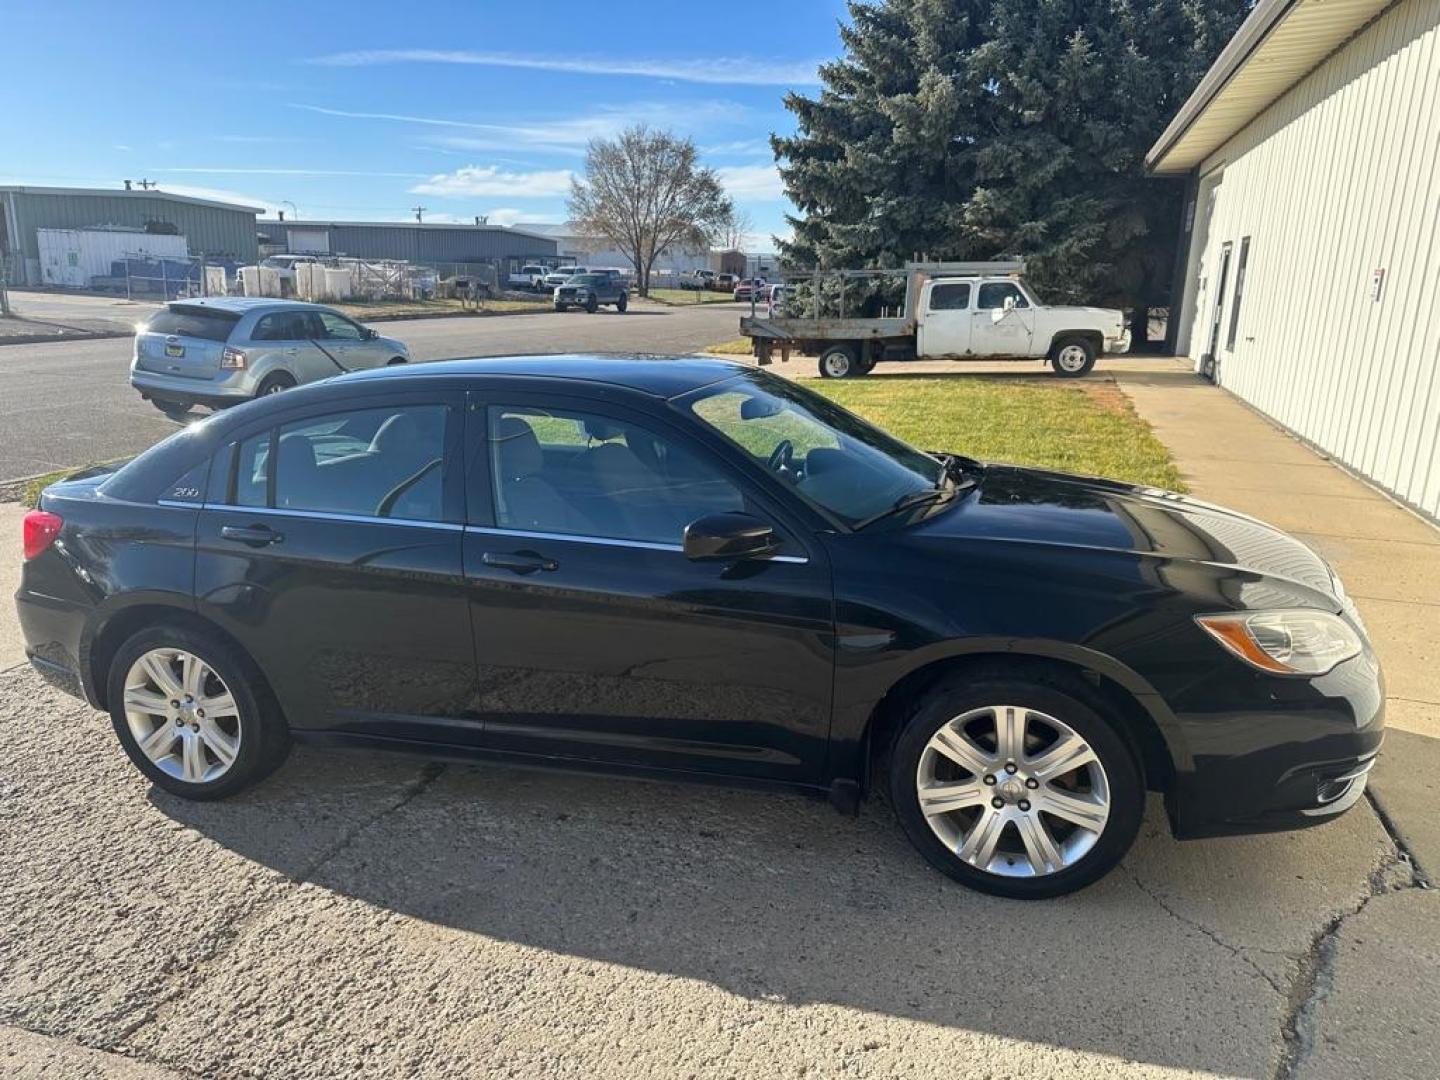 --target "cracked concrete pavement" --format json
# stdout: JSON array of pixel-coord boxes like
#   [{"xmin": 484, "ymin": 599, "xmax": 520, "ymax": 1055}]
[{"xmin": 2, "ymin": 356, "xmax": 1437, "ymax": 1077}]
